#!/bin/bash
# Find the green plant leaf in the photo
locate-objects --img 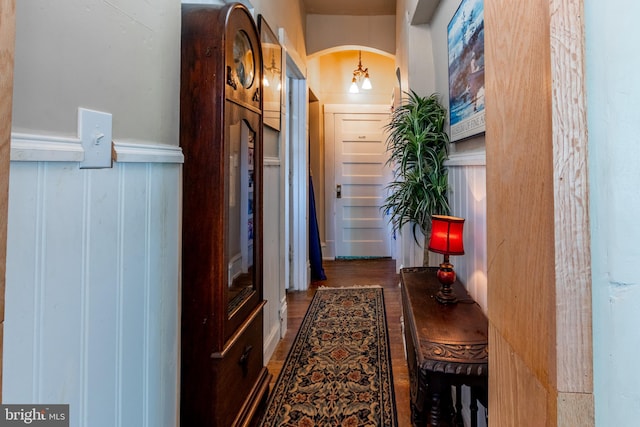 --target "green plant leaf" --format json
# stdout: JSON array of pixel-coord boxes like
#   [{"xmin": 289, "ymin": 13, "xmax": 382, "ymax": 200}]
[{"xmin": 381, "ymin": 90, "xmax": 450, "ymax": 242}]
